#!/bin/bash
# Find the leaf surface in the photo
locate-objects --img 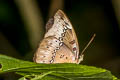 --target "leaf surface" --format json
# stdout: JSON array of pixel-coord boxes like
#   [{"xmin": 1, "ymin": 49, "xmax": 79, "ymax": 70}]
[{"xmin": 0, "ymin": 54, "xmax": 118, "ymax": 80}]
